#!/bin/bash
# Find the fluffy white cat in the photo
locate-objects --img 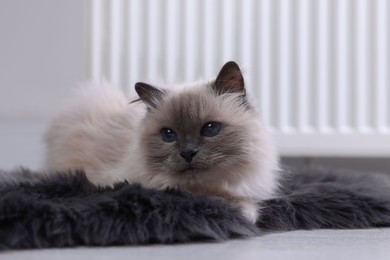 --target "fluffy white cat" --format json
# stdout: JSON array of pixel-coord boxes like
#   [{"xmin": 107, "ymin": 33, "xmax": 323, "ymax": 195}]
[{"xmin": 44, "ymin": 61, "xmax": 280, "ymax": 223}]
